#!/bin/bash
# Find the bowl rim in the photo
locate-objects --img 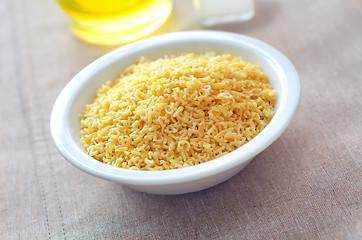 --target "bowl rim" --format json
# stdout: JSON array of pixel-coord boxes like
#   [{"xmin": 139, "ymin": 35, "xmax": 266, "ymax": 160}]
[{"xmin": 50, "ymin": 30, "xmax": 301, "ymax": 186}]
